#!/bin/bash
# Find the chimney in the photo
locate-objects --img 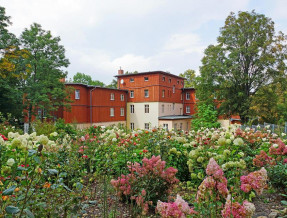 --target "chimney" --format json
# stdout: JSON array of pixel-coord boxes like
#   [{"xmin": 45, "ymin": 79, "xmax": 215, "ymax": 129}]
[
  {"xmin": 118, "ymin": 67, "xmax": 124, "ymax": 75},
  {"xmin": 59, "ymin": 78, "xmax": 65, "ymax": 83}
]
